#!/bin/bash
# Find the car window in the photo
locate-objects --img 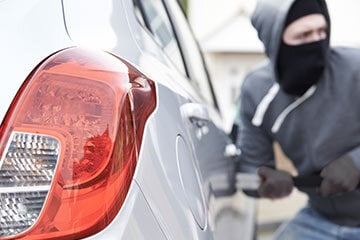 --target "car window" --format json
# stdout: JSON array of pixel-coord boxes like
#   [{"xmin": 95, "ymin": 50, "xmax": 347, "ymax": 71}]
[
  {"xmin": 133, "ymin": 0, "xmax": 187, "ymax": 76},
  {"xmin": 164, "ymin": 0, "xmax": 217, "ymax": 108}
]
